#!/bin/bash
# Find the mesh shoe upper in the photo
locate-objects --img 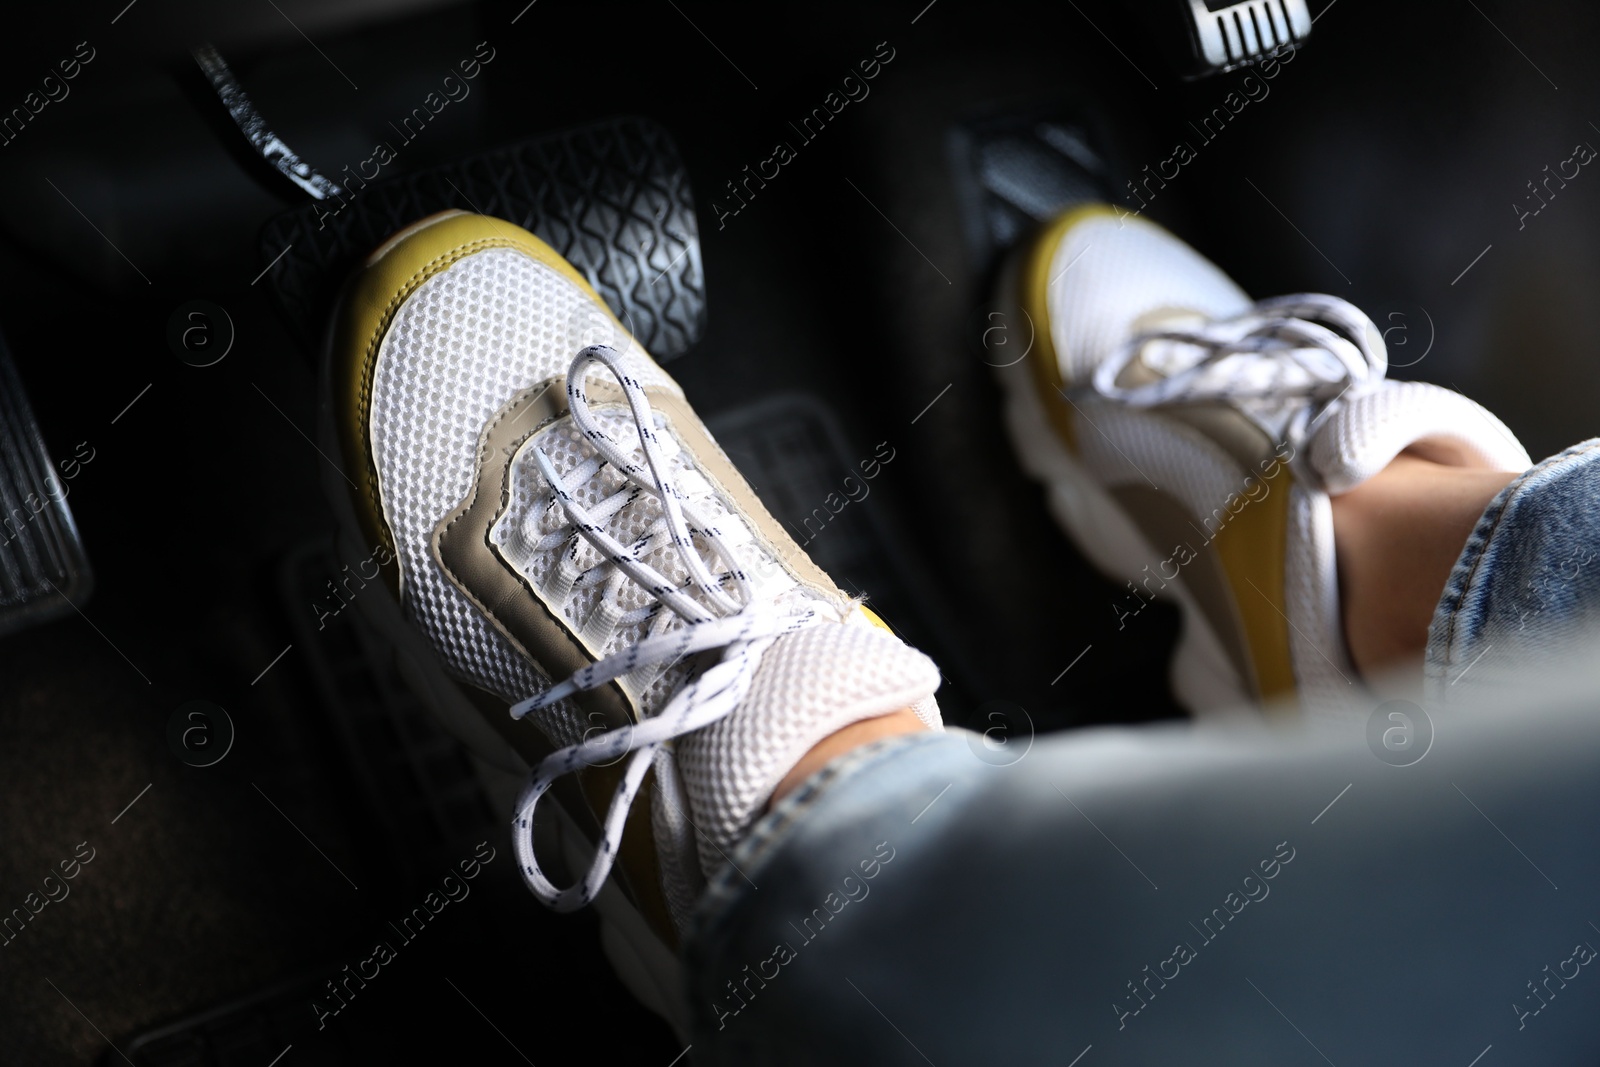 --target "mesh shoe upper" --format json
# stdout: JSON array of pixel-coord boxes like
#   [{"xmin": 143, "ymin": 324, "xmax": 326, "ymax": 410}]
[
  {"xmin": 369, "ymin": 245, "xmax": 677, "ymax": 746},
  {"xmin": 338, "ymin": 214, "xmax": 942, "ymax": 927},
  {"xmin": 1045, "ymin": 209, "xmax": 1251, "ymax": 385},
  {"xmin": 1021, "ymin": 206, "xmax": 1530, "ymax": 718}
]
